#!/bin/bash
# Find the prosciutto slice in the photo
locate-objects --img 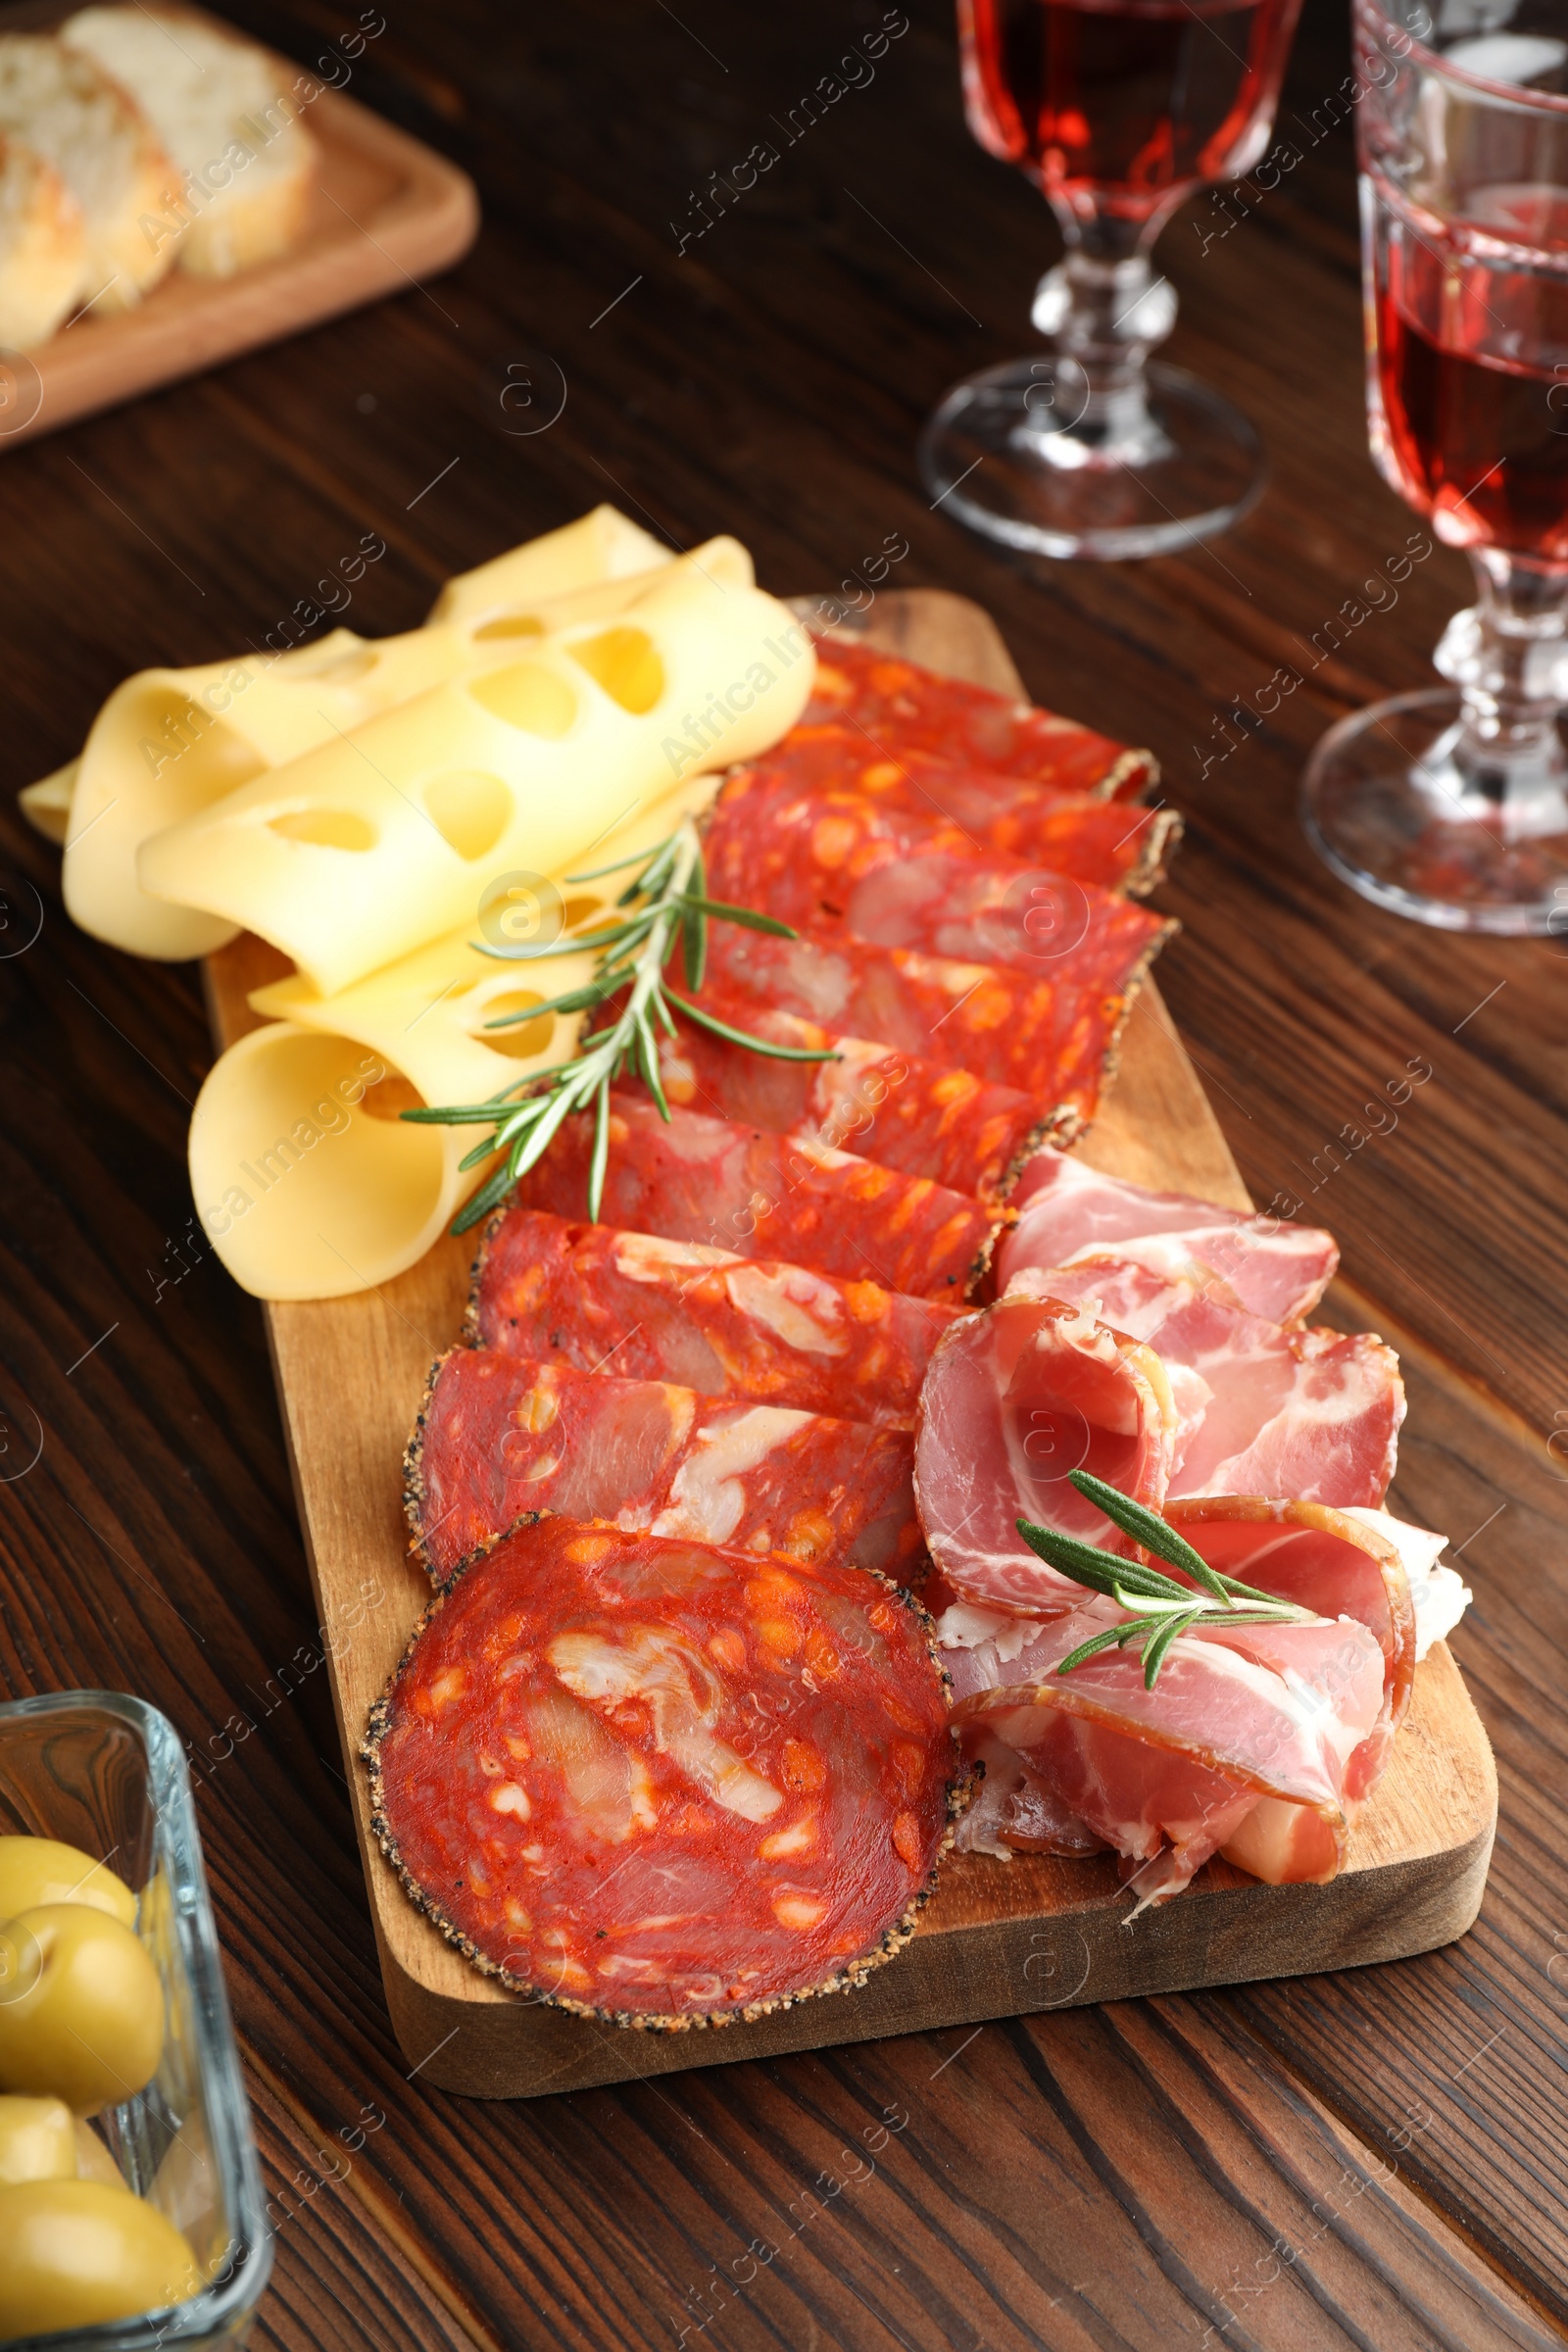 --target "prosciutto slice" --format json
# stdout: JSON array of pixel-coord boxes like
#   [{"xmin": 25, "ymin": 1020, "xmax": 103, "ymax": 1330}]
[
  {"xmin": 1017, "ymin": 1258, "xmax": 1404, "ymax": 1507},
  {"xmin": 802, "ymin": 632, "xmax": 1153, "ymax": 801},
  {"xmin": 703, "ymin": 777, "xmax": 1170, "ymax": 1000},
  {"xmin": 913, "ymin": 1292, "xmax": 1176, "ymax": 1614},
  {"xmin": 510, "ymin": 1093, "xmax": 996, "ymax": 1300},
  {"xmin": 706, "ymin": 923, "xmax": 1145, "ymax": 1124},
  {"xmin": 471, "ymin": 1209, "xmax": 958, "ymax": 1428},
  {"xmin": 998, "ymin": 1149, "xmax": 1339, "ymax": 1324},
  {"xmin": 407, "ymin": 1349, "xmax": 923, "ymax": 1585},
  {"xmin": 620, "ymin": 992, "xmax": 1051, "ymax": 1205},
  {"xmin": 953, "ymin": 1598, "xmax": 1387, "ymax": 1901}
]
